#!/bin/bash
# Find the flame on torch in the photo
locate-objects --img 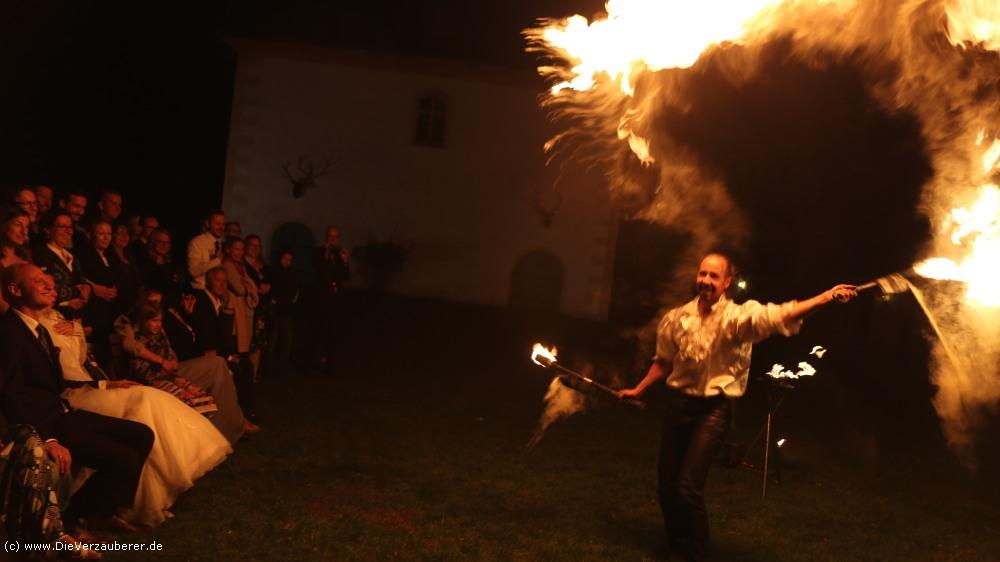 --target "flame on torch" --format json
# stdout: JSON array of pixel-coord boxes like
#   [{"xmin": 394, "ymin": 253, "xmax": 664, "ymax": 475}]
[
  {"xmin": 531, "ymin": 343, "xmax": 558, "ymax": 367},
  {"xmin": 914, "ymin": 185, "xmax": 1000, "ymax": 307}
]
